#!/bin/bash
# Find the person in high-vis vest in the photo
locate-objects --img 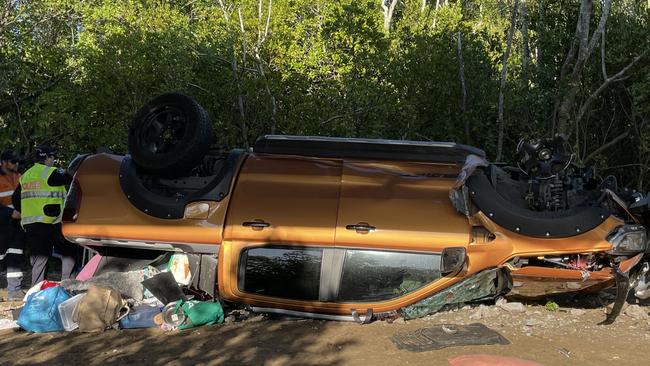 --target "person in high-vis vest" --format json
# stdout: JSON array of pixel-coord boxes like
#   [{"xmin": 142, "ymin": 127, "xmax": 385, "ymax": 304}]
[
  {"xmin": 0, "ymin": 149, "xmax": 26, "ymax": 300},
  {"xmin": 12, "ymin": 146, "xmax": 76, "ymax": 287}
]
